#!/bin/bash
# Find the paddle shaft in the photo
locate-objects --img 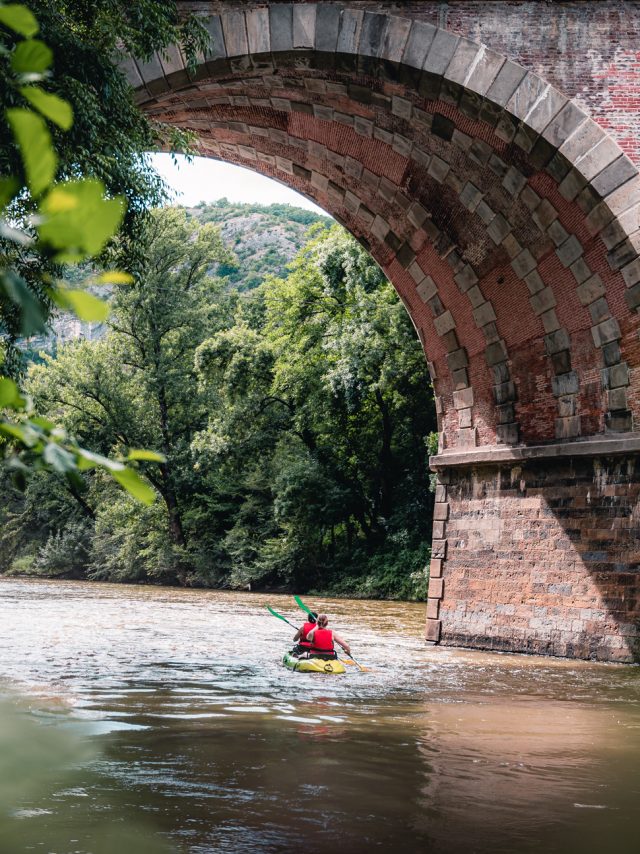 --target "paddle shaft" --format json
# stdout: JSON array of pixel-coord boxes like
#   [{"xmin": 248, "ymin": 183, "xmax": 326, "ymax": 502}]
[{"xmin": 266, "ymin": 605, "xmax": 299, "ymax": 632}]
